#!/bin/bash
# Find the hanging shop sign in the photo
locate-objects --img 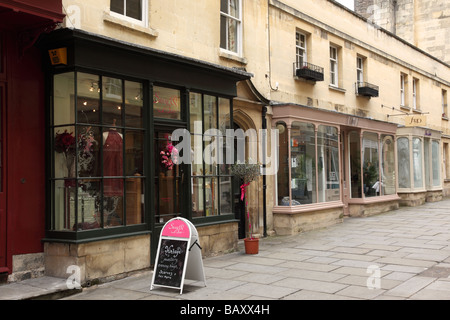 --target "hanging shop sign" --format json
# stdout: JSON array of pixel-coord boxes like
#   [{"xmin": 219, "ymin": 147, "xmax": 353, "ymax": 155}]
[
  {"xmin": 150, "ymin": 217, "xmax": 206, "ymax": 294},
  {"xmin": 48, "ymin": 47, "xmax": 67, "ymax": 65},
  {"xmin": 405, "ymin": 115, "xmax": 427, "ymax": 127}
]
